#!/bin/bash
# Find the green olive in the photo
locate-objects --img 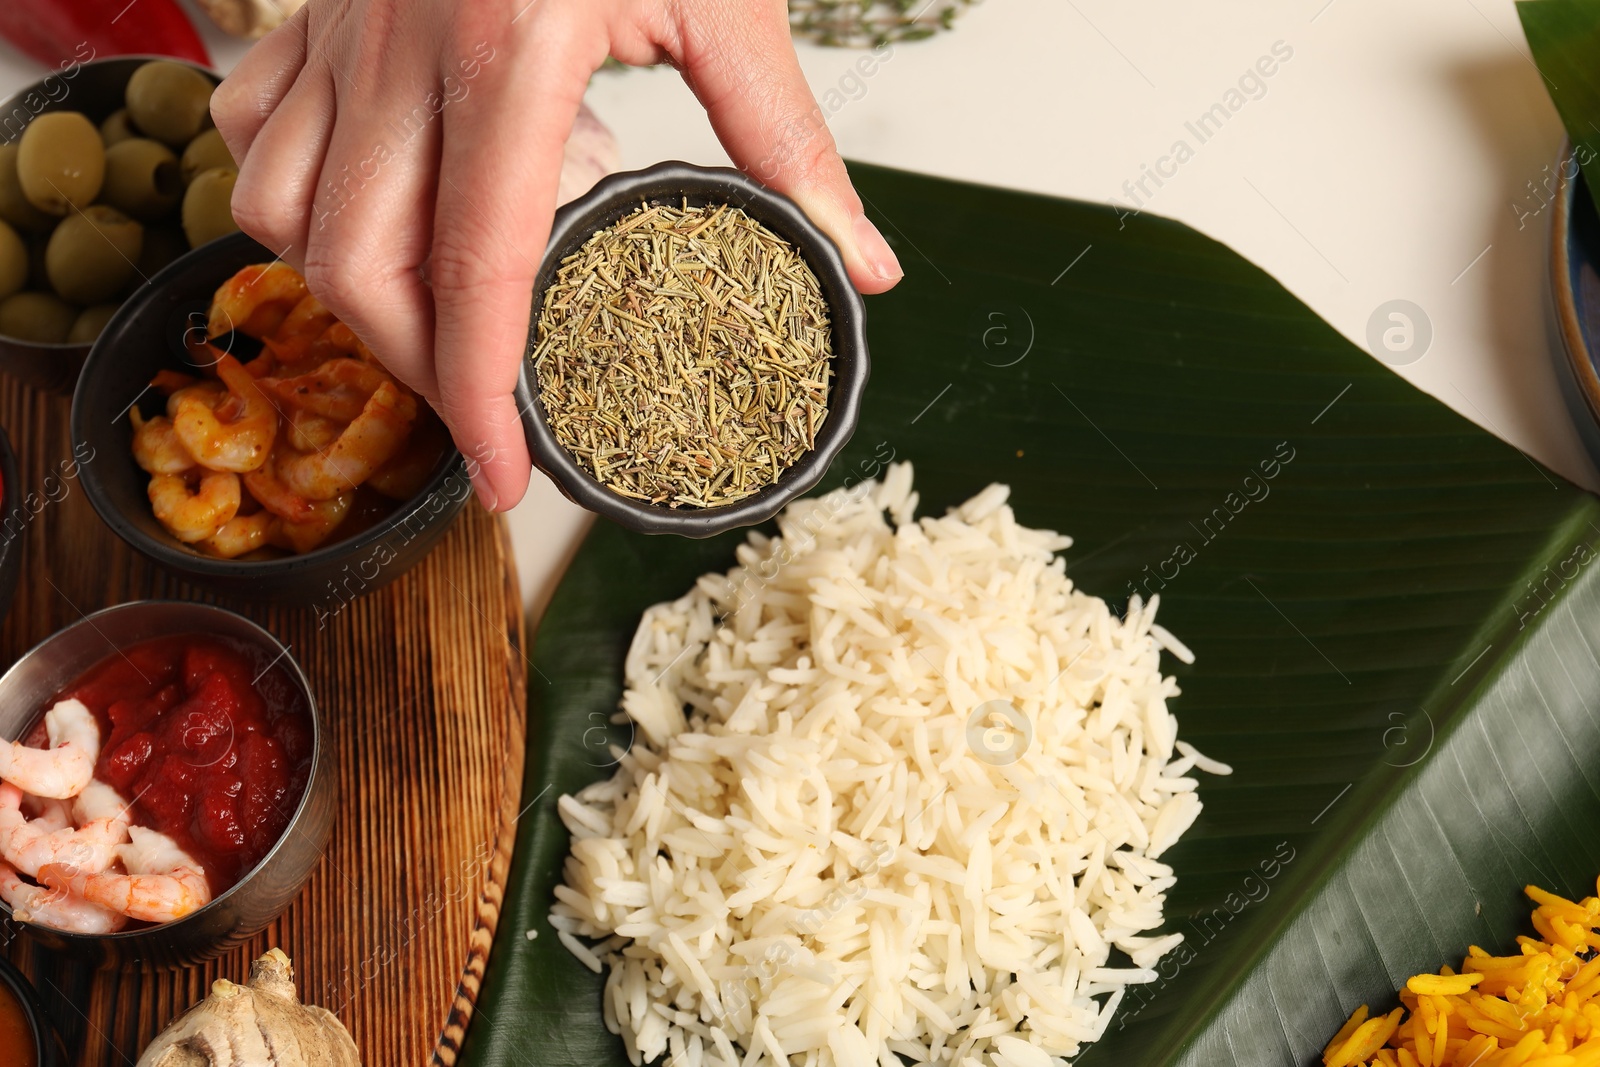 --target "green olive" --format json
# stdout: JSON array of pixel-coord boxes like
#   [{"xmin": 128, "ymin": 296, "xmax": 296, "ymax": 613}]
[
  {"xmin": 0, "ymin": 220, "xmax": 26, "ymax": 301},
  {"xmin": 0, "ymin": 291, "xmax": 76, "ymax": 343},
  {"xmin": 100, "ymin": 109, "xmax": 139, "ymax": 147},
  {"xmin": 136, "ymin": 226, "xmax": 188, "ymax": 277},
  {"xmin": 181, "ymin": 166, "xmax": 237, "ymax": 248},
  {"xmin": 45, "ymin": 205, "xmax": 143, "ymax": 304},
  {"xmin": 17, "ymin": 112, "xmax": 104, "ymax": 215},
  {"xmin": 124, "ymin": 62, "xmax": 213, "ymax": 149},
  {"xmin": 180, "ymin": 128, "xmax": 234, "ymax": 186},
  {"xmin": 101, "ymin": 138, "xmax": 181, "ymax": 220},
  {"xmin": 0, "ymin": 145, "xmax": 53, "ymax": 232},
  {"xmin": 67, "ymin": 302, "xmax": 118, "ymax": 344}
]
